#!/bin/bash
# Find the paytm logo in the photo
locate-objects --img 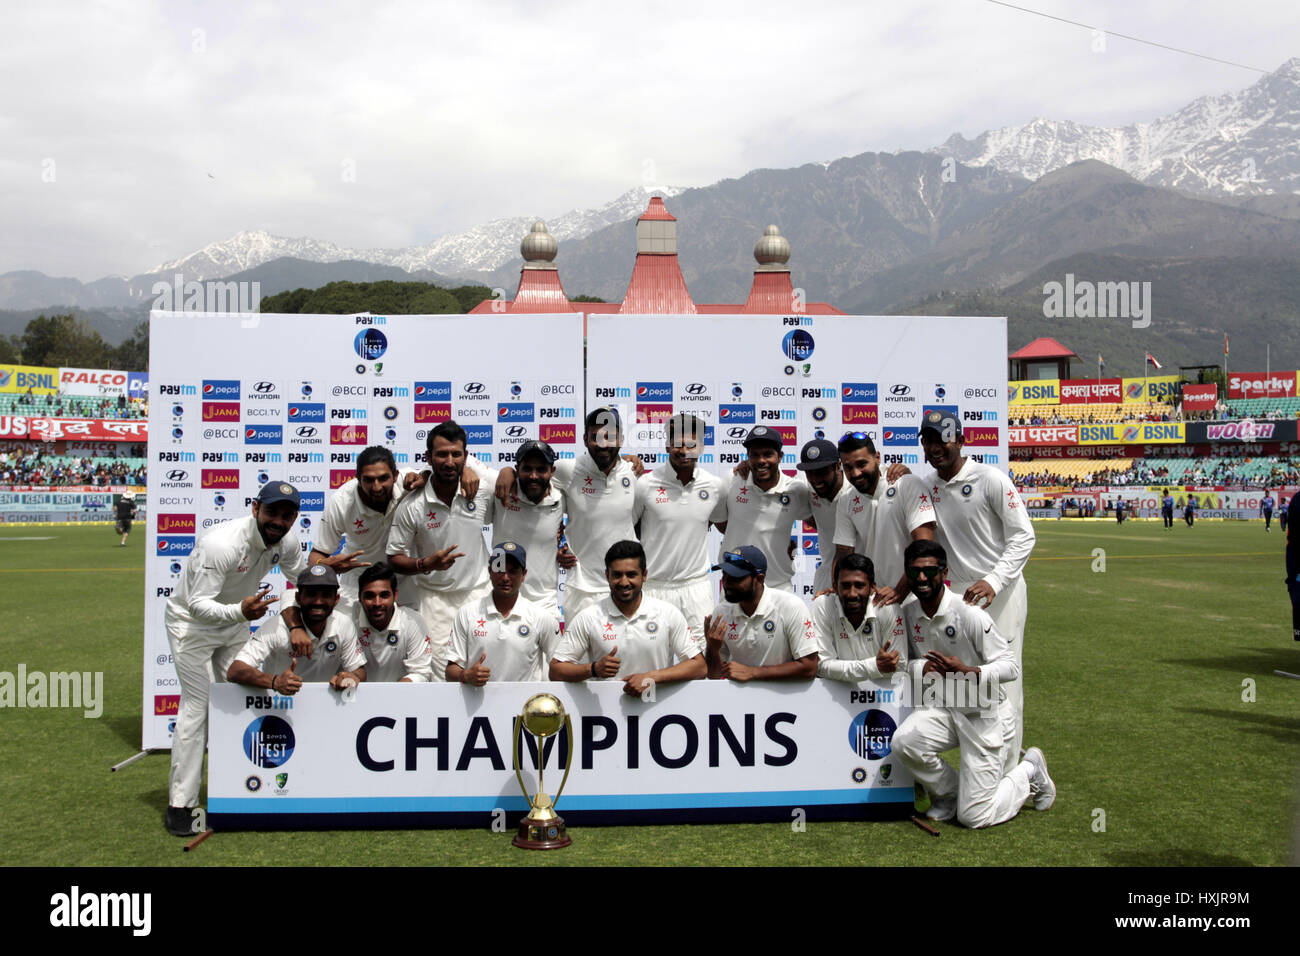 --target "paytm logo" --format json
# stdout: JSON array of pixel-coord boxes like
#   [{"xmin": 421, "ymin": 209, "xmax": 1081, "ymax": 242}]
[
  {"xmin": 298, "ymin": 491, "xmax": 325, "ymax": 511},
  {"xmin": 718, "ymin": 404, "xmax": 756, "ymax": 424},
  {"xmin": 288, "ymin": 403, "xmax": 325, "ymax": 422},
  {"xmin": 465, "ymin": 425, "xmax": 493, "ymax": 445},
  {"xmin": 414, "ymin": 381, "xmax": 452, "ymax": 401},
  {"xmin": 636, "ymin": 382, "xmax": 672, "ymax": 402},
  {"xmin": 245, "ymin": 425, "xmax": 283, "ymax": 445},
  {"xmin": 841, "ymin": 383, "xmax": 878, "ymax": 401},
  {"xmin": 882, "ymin": 428, "xmax": 919, "ymax": 446},
  {"xmin": 202, "ymin": 380, "xmax": 240, "ymax": 399},
  {"xmin": 498, "ymin": 403, "xmax": 534, "ymax": 422}
]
